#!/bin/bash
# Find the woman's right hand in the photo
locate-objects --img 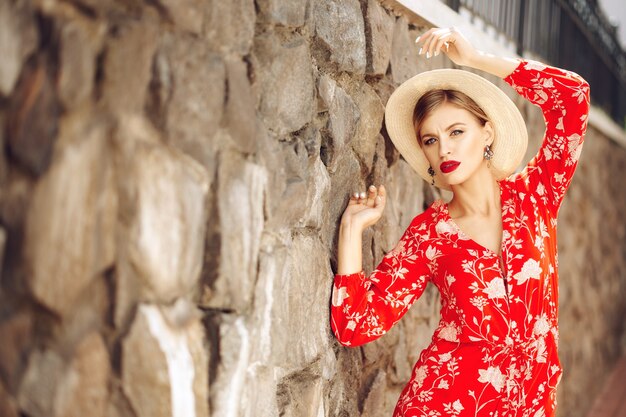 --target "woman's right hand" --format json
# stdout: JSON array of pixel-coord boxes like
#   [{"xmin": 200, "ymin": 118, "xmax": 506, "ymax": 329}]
[{"xmin": 340, "ymin": 184, "xmax": 387, "ymax": 231}]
